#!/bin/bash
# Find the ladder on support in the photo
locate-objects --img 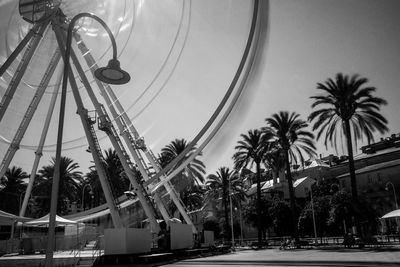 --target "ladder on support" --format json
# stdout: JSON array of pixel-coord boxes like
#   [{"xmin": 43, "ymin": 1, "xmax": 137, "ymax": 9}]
[
  {"xmin": 52, "ymin": 22, "xmax": 124, "ymax": 228},
  {"xmin": 57, "ymin": 25, "xmax": 160, "ymax": 232},
  {"xmin": 97, "ymin": 105, "xmax": 159, "ymax": 216},
  {"xmin": 86, "ymin": 113, "xmax": 120, "ymax": 209},
  {"xmin": 74, "ymin": 33, "xmax": 172, "ymax": 223}
]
